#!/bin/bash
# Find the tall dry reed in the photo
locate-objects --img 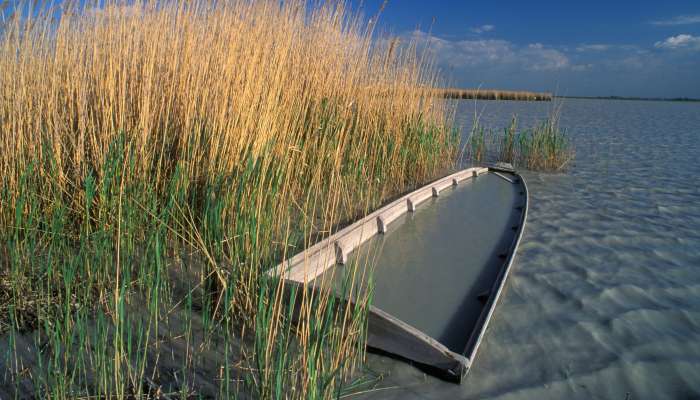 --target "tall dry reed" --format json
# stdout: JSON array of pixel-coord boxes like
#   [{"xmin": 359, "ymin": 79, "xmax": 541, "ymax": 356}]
[{"xmin": 0, "ymin": 0, "xmax": 457, "ymax": 398}]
